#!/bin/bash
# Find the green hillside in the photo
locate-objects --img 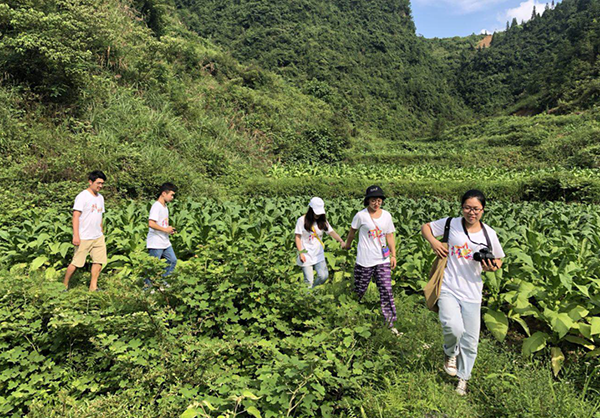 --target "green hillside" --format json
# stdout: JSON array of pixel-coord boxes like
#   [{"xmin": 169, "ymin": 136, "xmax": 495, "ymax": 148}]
[
  {"xmin": 455, "ymin": 0, "xmax": 600, "ymax": 115},
  {"xmin": 3, "ymin": 0, "xmax": 600, "ymax": 417},
  {"xmin": 0, "ymin": 0, "xmax": 351, "ymax": 204},
  {"xmin": 175, "ymin": 0, "xmax": 473, "ymax": 139}
]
